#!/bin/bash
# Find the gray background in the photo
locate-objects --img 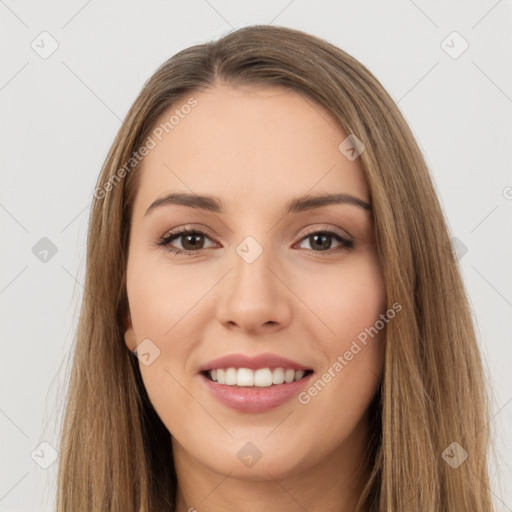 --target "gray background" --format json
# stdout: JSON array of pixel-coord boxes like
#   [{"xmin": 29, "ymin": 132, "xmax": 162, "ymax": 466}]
[{"xmin": 1, "ymin": 1, "xmax": 511, "ymax": 510}]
